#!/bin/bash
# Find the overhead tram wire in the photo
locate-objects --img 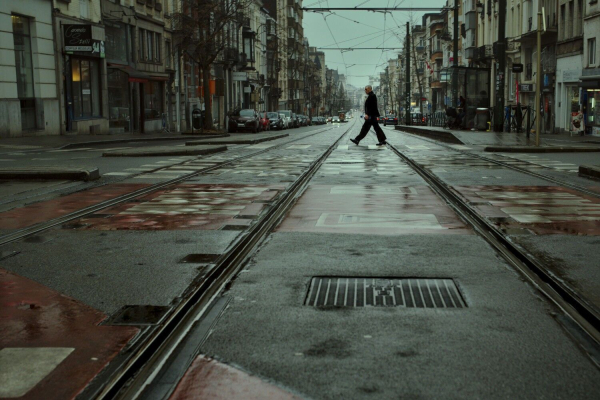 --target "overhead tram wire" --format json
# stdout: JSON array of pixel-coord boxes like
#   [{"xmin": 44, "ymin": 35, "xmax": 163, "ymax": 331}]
[
  {"xmin": 303, "ymin": 7, "xmax": 441, "ymax": 11},
  {"xmin": 321, "ymin": 13, "xmax": 349, "ymax": 73},
  {"xmin": 318, "ymin": 26, "xmax": 404, "ymax": 49}
]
